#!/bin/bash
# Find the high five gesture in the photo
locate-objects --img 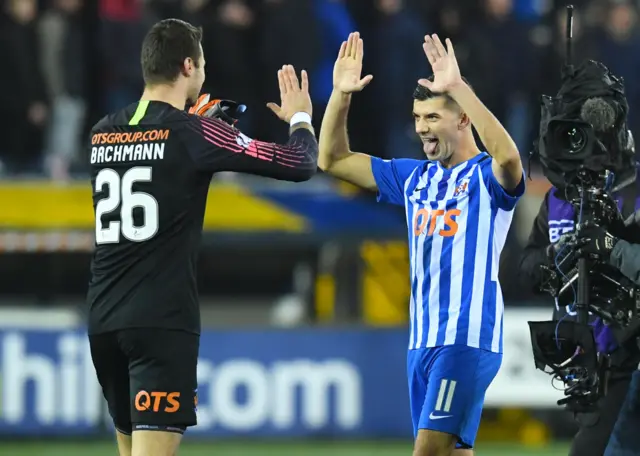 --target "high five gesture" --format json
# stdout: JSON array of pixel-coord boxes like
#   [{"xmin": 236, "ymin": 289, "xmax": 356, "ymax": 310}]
[
  {"xmin": 267, "ymin": 65, "xmax": 313, "ymax": 124},
  {"xmin": 333, "ymin": 32, "xmax": 373, "ymax": 94},
  {"xmin": 419, "ymin": 33, "xmax": 523, "ymax": 191},
  {"xmin": 418, "ymin": 34, "xmax": 463, "ymax": 93},
  {"xmin": 318, "ymin": 32, "xmax": 378, "ymax": 191}
]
